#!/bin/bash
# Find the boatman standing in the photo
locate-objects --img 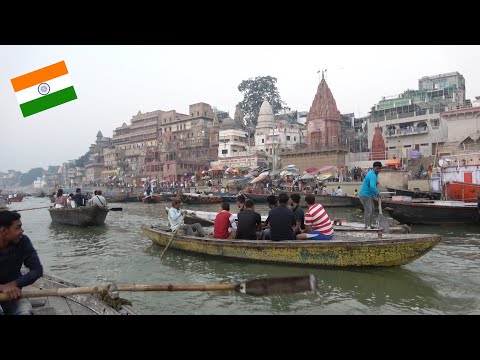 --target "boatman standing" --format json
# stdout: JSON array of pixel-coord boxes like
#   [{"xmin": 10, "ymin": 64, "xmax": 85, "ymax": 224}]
[{"xmin": 359, "ymin": 161, "xmax": 382, "ymax": 229}]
